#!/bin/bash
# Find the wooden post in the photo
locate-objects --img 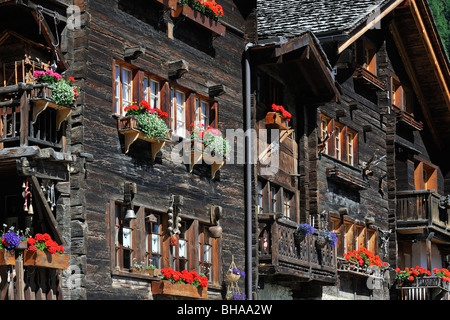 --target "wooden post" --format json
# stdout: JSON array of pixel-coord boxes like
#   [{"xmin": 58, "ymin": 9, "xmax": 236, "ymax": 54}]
[
  {"xmin": 15, "ymin": 256, "xmax": 25, "ymax": 300},
  {"xmin": 19, "ymin": 91, "xmax": 29, "ymax": 146}
]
